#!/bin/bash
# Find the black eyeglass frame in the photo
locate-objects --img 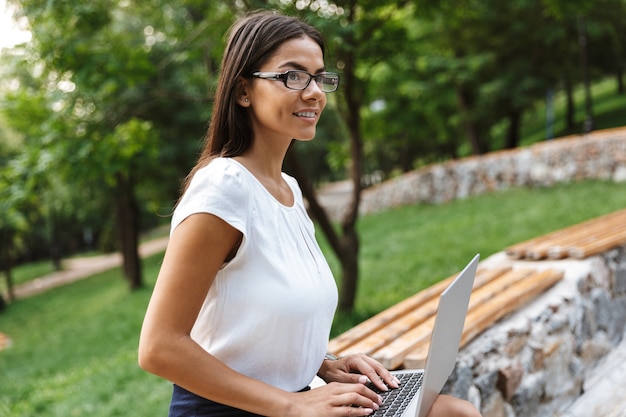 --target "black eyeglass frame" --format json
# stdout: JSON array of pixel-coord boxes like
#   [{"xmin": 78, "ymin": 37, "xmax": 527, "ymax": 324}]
[{"xmin": 250, "ymin": 70, "xmax": 340, "ymax": 93}]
